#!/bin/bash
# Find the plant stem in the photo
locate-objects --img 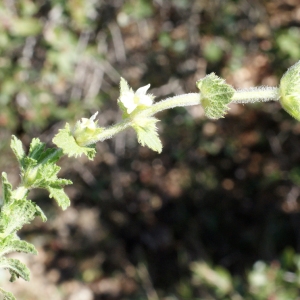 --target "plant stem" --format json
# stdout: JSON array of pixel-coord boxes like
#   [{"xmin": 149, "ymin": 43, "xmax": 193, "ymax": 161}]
[
  {"xmin": 139, "ymin": 93, "xmax": 201, "ymax": 117},
  {"xmin": 92, "ymin": 93, "xmax": 201, "ymax": 144},
  {"xmin": 231, "ymin": 87, "xmax": 279, "ymax": 103},
  {"xmin": 85, "ymin": 87, "xmax": 279, "ymax": 146},
  {"xmin": 95, "ymin": 120, "xmax": 133, "ymax": 142}
]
